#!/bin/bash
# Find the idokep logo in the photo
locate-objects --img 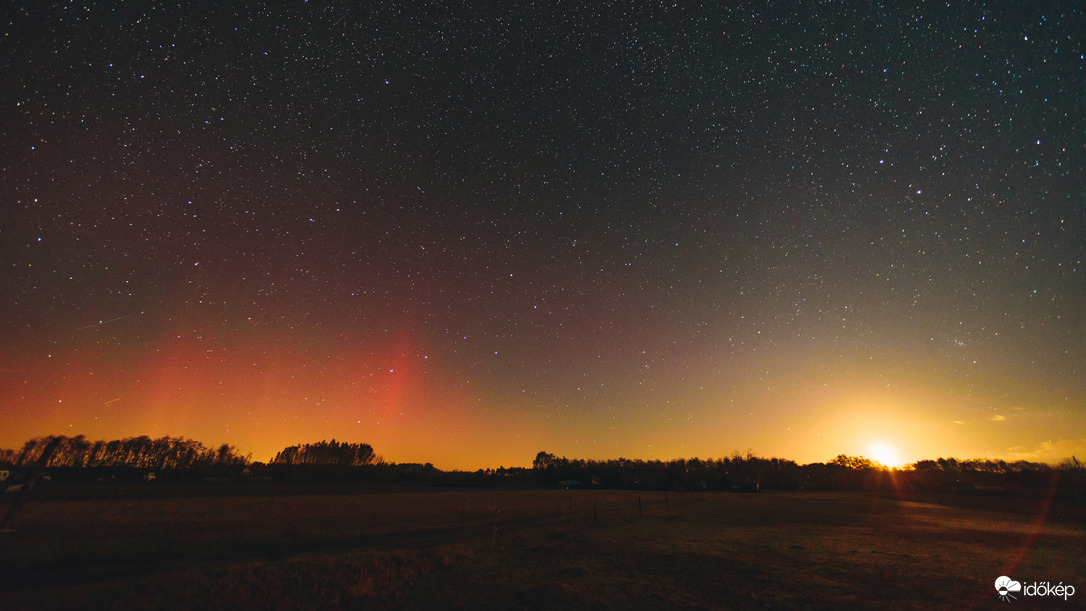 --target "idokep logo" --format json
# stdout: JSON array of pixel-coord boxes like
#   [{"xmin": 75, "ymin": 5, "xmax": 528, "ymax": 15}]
[
  {"xmin": 995, "ymin": 576, "xmax": 1075, "ymax": 602},
  {"xmin": 995, "ymin": 576, "xmax": 1021, "ymax": 602}
]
